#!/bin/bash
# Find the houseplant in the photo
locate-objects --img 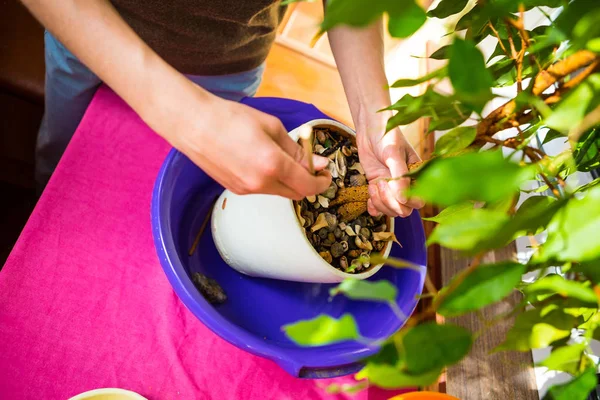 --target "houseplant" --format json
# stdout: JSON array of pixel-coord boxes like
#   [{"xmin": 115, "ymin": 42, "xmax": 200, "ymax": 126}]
[{"xmin": 282, "ymin": 0, "xmax": 600, "ymax": 399}]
